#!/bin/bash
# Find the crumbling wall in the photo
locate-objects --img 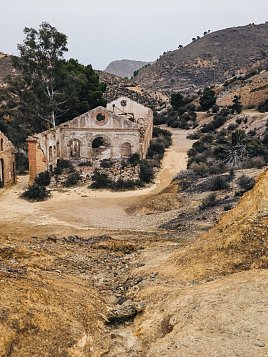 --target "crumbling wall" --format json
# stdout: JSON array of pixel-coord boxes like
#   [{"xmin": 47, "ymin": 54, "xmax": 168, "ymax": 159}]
[
  {"xmin": 0, "ymin": 131, "xmax": 16, "ymax": 187},
  {"xmin": 27, "ymin": 99, "xmax": 153, "ymax": 182},
  {"xmin": 27, "ymin": 137, "xmax": 47, "ymax": 184}
]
